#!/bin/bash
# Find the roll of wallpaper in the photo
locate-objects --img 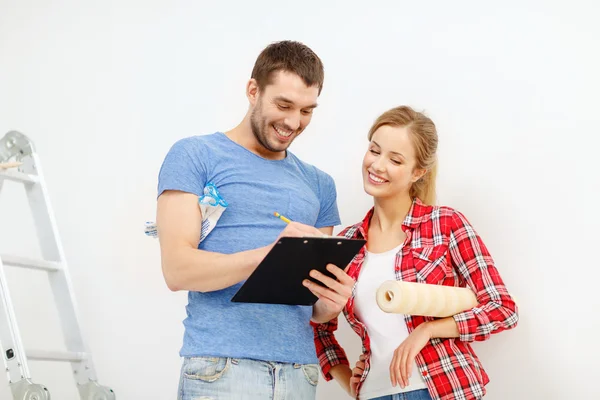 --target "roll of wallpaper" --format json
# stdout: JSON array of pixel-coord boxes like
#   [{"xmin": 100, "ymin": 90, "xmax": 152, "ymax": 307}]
[{"xmin": 376, "ymin": 280, "xmax": 478, "ymax": 317}]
